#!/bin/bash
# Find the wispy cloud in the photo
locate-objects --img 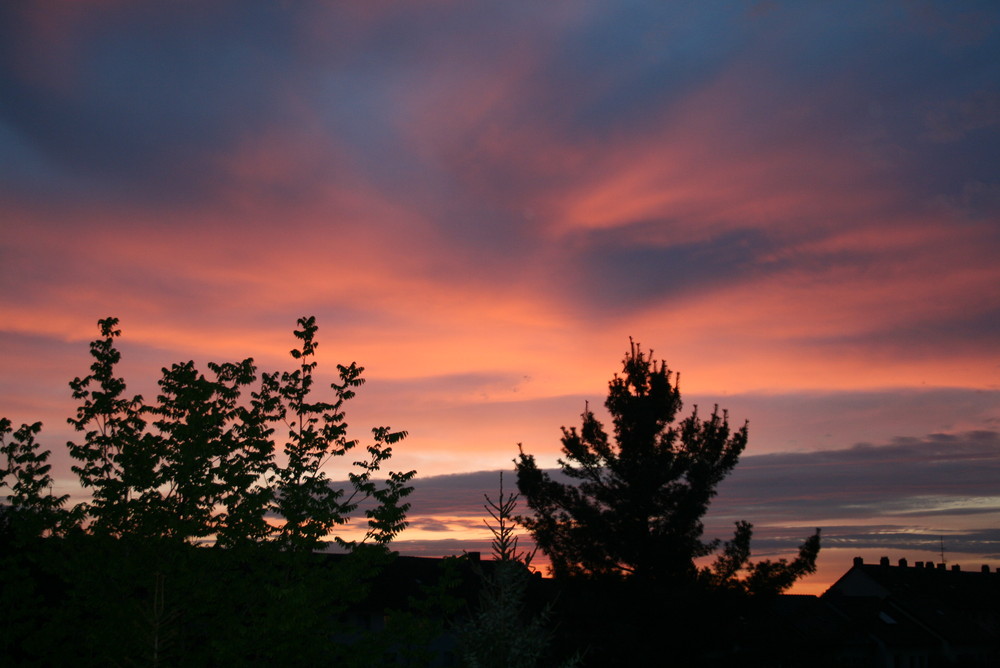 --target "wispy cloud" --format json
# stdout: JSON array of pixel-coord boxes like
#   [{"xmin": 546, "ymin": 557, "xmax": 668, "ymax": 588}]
[{"xmin": 398, "ymin": 431, "xmax": 1000, "ymax": 559}]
